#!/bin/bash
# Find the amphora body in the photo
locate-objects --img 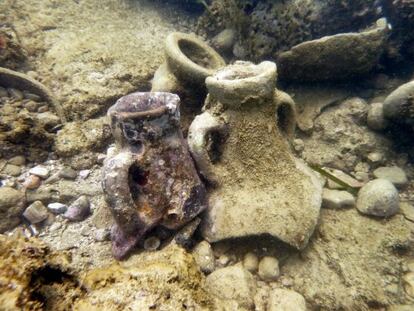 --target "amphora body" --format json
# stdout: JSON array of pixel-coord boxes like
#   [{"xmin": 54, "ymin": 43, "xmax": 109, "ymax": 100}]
[{"xmin": 188, "ymin": 61, "xmax": 322, "ymax": 249}]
